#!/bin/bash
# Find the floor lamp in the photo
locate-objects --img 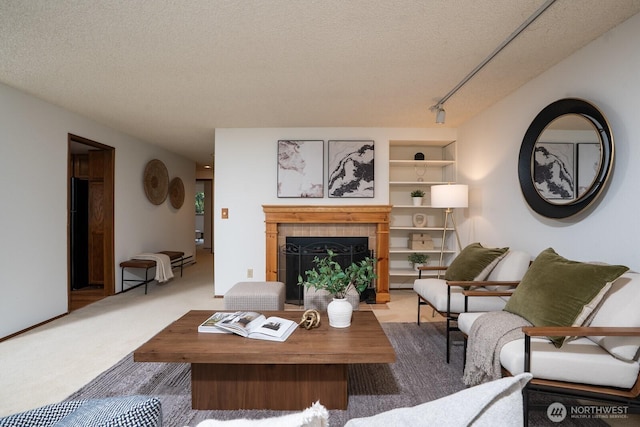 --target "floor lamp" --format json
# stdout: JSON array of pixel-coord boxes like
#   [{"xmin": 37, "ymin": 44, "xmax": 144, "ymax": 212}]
[{"xmin": 431, "ymin": 184, "xmax": 468, "ymax": 267}]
